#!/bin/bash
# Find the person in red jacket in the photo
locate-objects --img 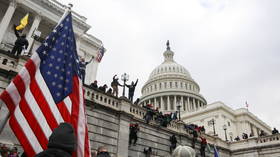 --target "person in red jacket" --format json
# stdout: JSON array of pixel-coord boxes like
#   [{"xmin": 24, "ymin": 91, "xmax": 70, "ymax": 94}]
[{"xmin": 200, "ymin": 136, "xmax": 207, "ymax": 157}]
